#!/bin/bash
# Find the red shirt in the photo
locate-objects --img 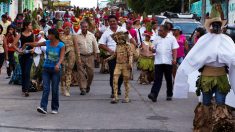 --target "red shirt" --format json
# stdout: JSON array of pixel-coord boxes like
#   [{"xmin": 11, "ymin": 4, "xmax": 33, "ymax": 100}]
[{"xmin": 6, "ymin": 35, "xmax": 15, "ymax": 52}]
